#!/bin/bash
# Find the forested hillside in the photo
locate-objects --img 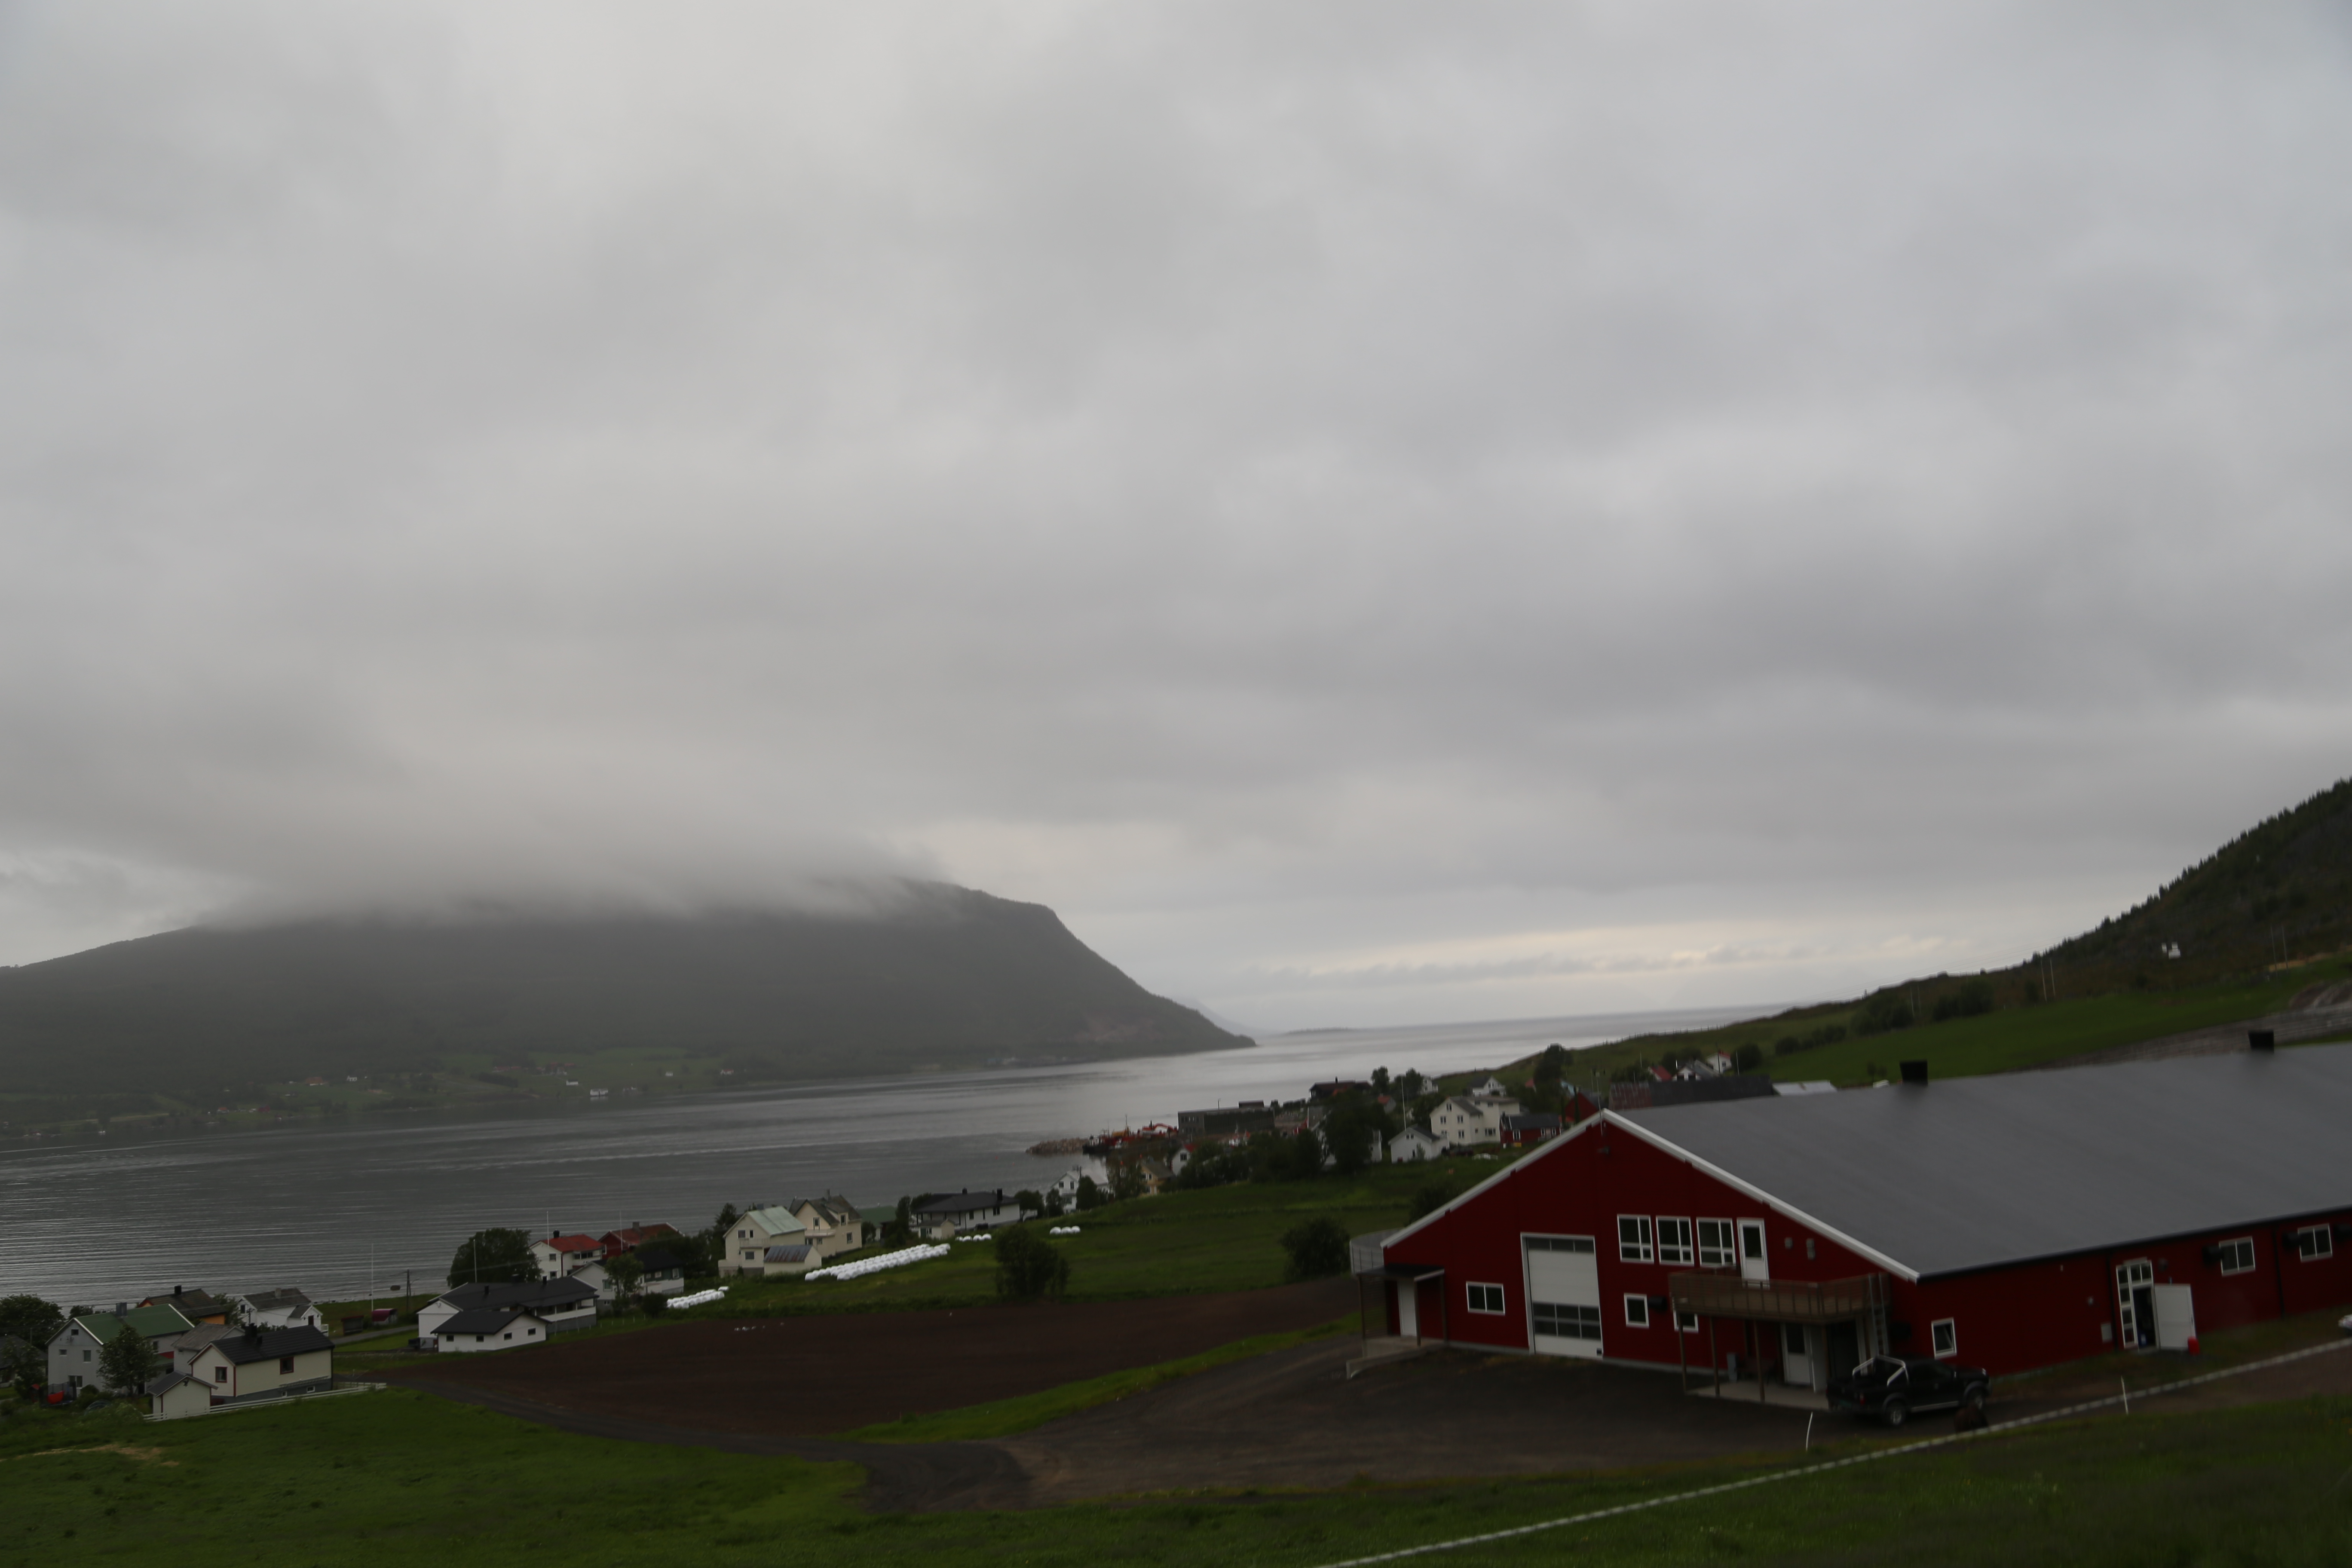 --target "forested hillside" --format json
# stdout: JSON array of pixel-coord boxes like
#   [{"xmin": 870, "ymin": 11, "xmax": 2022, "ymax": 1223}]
[{"xmin": 2039, "ymin": 776, "xmax": 2352, "ymax": 990}]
